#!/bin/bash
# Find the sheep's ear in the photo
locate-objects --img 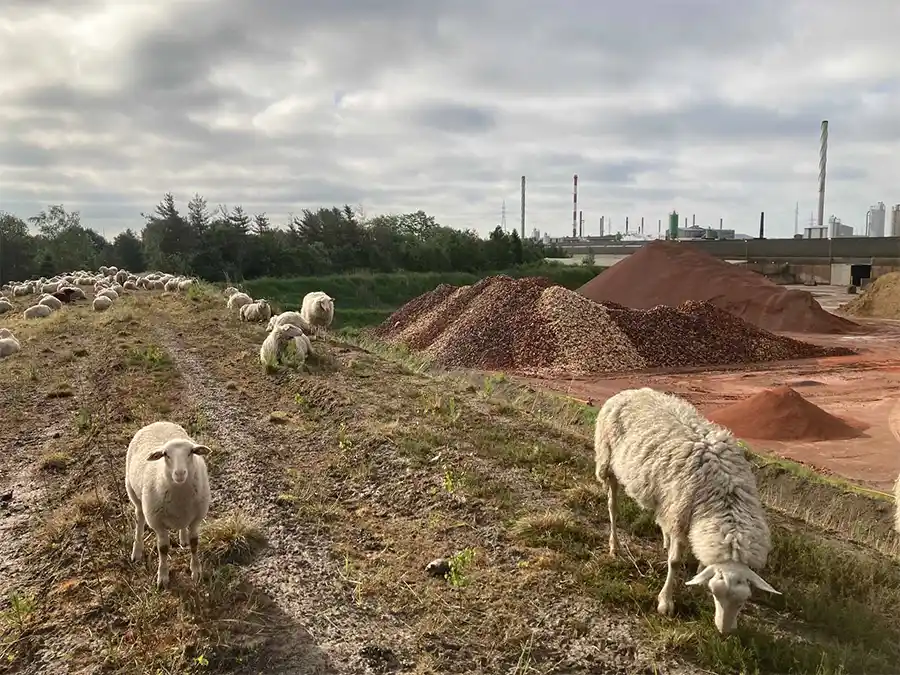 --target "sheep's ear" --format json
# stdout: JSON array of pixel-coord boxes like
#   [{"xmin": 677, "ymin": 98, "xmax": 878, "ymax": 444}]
[
  {"xmin": 191, "ymin": 444, "xmax": 210, "ymax": 456},
  {"xmin": 686, "ymin": 565, "xmax": 716, "ymax": 586},
  {"xmin": 746, "ymin": 569, "xmax": 780, "ymax": 595},
  {"xmin": 147, "ymin": 449, "xmax": 166, "ymax": 461}
]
